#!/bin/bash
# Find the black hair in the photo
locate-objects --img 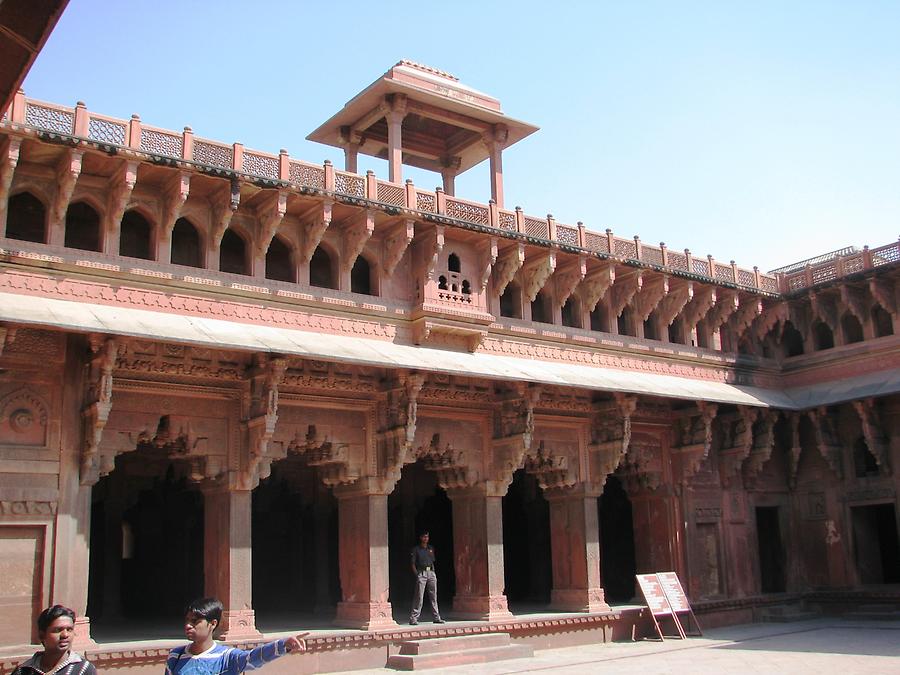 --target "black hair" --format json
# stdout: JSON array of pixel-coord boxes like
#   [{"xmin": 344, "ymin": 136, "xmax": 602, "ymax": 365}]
[
  {"xmin": 419, "ymin": 530, "xmax": 430, "ymax": 537},
  {"xmin": 37, "ymin": 605, "xmax": 76, "ymax": 633},
  {"xmin": 185, "ymin": 597, "xmax": 223, "ymax": 624}
]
